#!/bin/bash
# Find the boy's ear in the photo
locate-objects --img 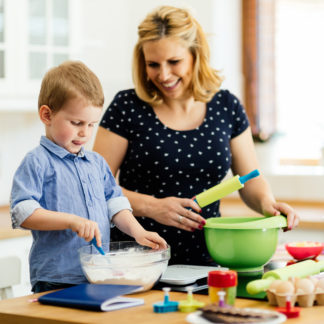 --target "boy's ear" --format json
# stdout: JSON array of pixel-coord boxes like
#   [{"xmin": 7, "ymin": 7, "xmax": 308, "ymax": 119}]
[{"xmin": 39, "ymin": 105, "xmax": 53, "ymax": 125}]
